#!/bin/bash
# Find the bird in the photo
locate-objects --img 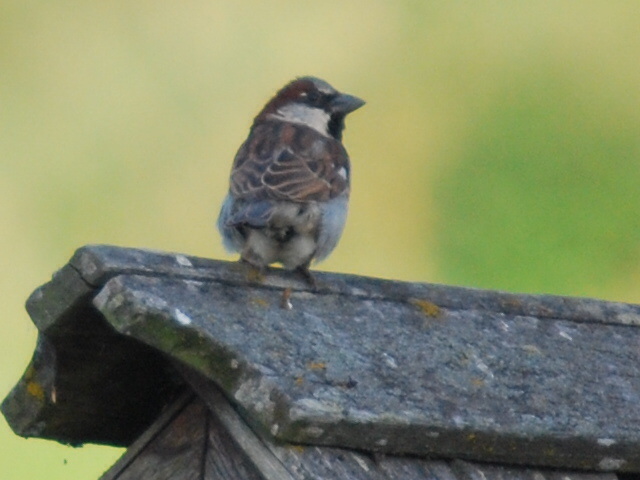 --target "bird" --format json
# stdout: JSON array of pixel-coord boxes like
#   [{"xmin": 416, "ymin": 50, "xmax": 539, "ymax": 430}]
[{"xmin": 217, "ymin": 76, "xmax": 365, "ymax": 285}]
